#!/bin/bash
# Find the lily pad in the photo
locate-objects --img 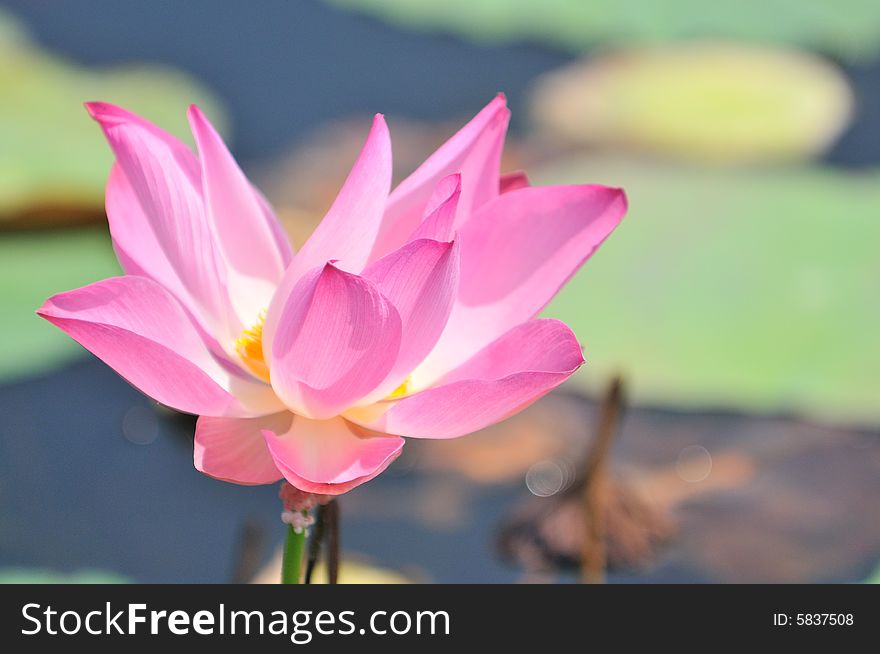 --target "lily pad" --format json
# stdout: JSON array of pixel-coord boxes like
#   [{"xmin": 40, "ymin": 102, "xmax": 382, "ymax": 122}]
[
  {"xmin": 0, "ymin": 567, "xmax": 129, "ymax": 583},
  {"xmin": 530, "ymin": 44, "xmax": 853, "ymax": 163},
  {"xmin": 252, "ymin": 551, "xmax": 412, "ymax": 584},
  {"xmin": 0, "ymin": 9, "xmax": 227, "ymax": 226},
  {"xmin": 535, "ymin": 157, "xmax": 880, "ymax": 425},
  {"xmin": 0, "ymin": 228, "xmax": 120, "ymax": 382},
  {"xmin": 324, "ymin": 0, "xmax": 880, "ymax": 62}
]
